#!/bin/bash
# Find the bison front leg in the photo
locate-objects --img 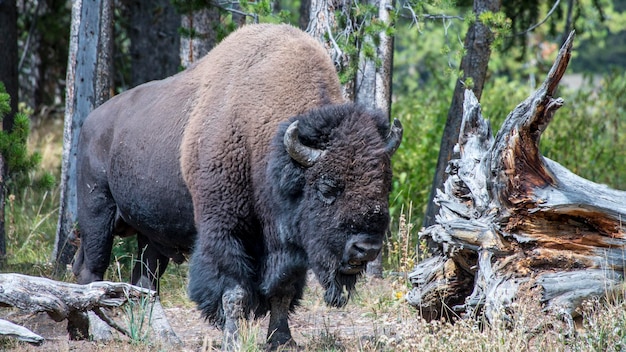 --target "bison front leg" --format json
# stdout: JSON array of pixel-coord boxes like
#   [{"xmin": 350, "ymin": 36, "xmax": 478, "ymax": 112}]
[
  {"xmin": 222, "ymin": 285, "xmax": 247, "ymax": 351},
  {"xmin": 267, "ymin": 294, "xmax": 296, "ymax": 349}
]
